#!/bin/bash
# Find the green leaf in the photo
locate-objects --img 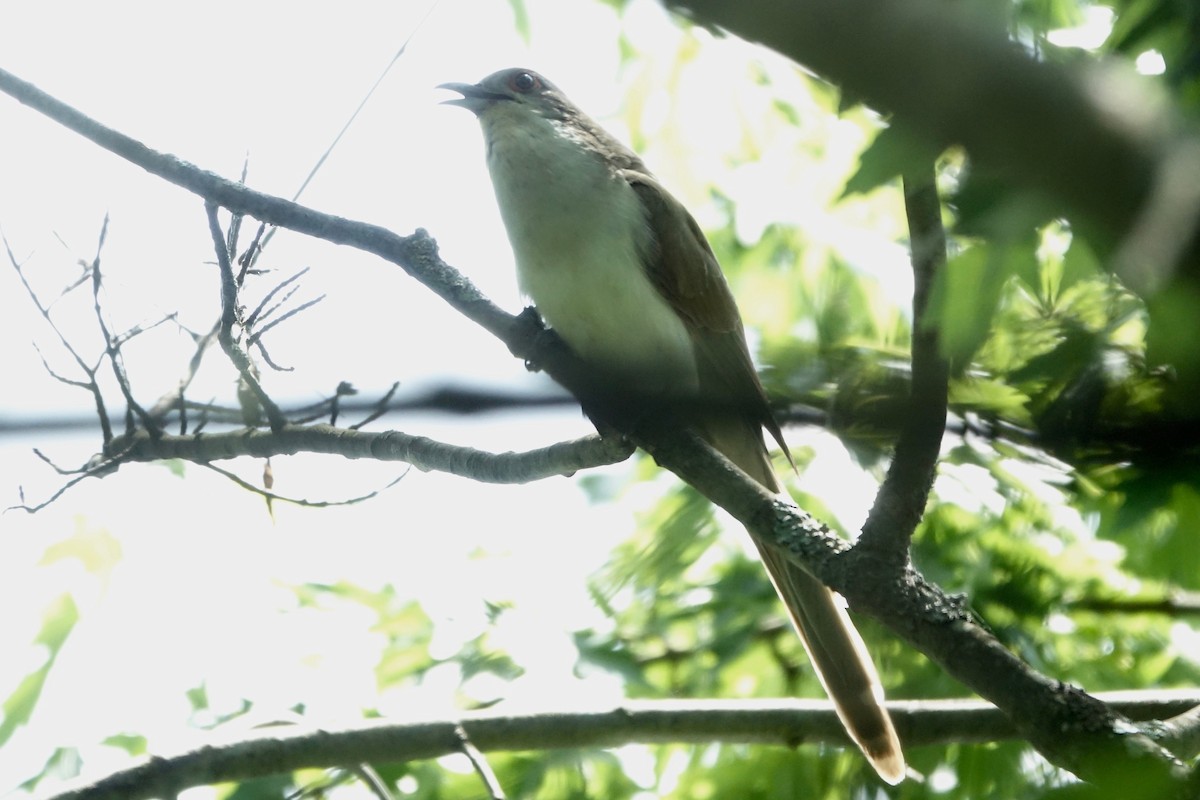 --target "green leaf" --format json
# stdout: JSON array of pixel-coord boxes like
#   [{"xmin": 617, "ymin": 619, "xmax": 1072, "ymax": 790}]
[
  {"xmin": 507, "ymin": 0, "xmax": 531, "ymax": 43},
  {"xmin": 40, "ymin": 521, "xmax": 122, "ymax": 579},
  {"xmin": 842, "ymin": 124, "xmax": 942, "ymax": 198},
  {"xmin": 19, "ymin": 748, "xmax": 82, "ymax": 792},
  {"xmin": 102, "ymin": 733, "xmax": 148, "ymax": 755},
  {"xmin": 927, "ymin": 246, "xmax": 1007, "ymax": 367},
  {"xmin": 0, "ymin": 594, "xmax": 78, "ymax": 748}
]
